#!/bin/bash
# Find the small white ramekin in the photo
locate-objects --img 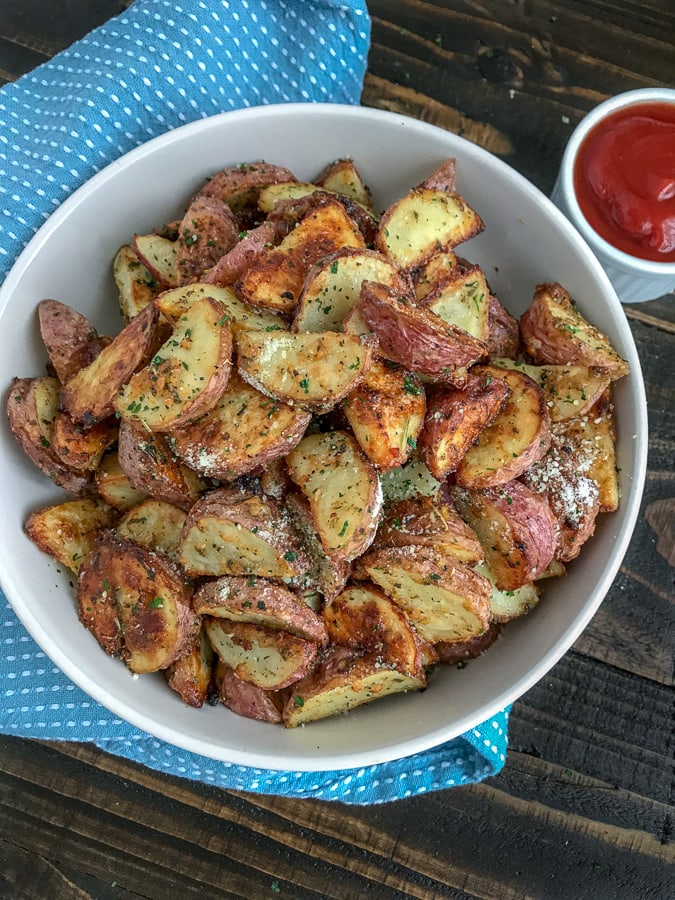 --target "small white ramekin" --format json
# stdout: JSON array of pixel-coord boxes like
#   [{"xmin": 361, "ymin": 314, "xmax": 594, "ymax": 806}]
[{"xmin": 551, "ymin": 88, "xmax": 675, "ymax": 303}]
